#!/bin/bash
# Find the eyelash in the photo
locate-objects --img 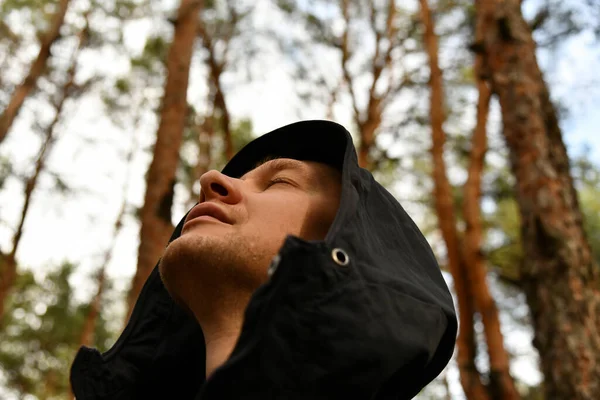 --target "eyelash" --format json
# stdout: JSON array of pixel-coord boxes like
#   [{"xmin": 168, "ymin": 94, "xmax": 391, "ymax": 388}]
[{"xmin": 266, "ymin": 177, "xmax": 292, "ymax": 188}]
